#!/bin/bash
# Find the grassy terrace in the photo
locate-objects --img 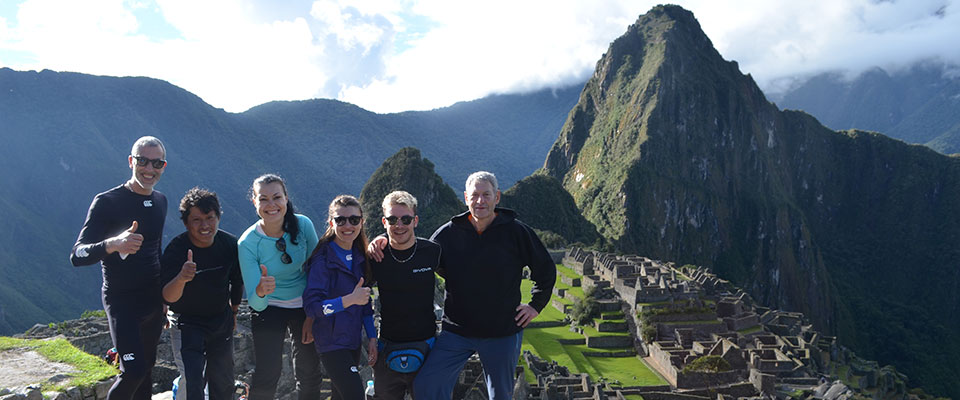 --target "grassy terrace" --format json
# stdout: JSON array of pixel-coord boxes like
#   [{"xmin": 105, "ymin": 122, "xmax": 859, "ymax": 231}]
[
  {"xmin": 0, "ymin": 337, "xmax": 116, "ymax": 390},
  {"xmin": 737, "ymin": 325, "xmax": 763, "ymax": 335},
  {"xmin": 520, "ymin": 266, "xmax": 667, "ymax": 387}
]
